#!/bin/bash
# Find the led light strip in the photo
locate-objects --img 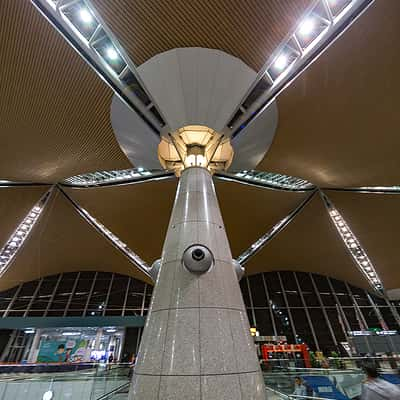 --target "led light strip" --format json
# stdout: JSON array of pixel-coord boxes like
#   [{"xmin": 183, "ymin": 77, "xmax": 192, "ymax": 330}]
[
  {"xmin": 228, "ymin": 0, "xmax": 374, "ymax": 136},
  {"xmin": 237, "ymin": 192, "xmax": 316, "ymax": 265},
  {"xmin": 62, "ymin": 168, "xmax": 172, "ymax": 187},
  {"xmin": 0, "ymin": 189, "xmax": 52, "ymax": 276},
  {"xmin": 59, "ymin": 188, "xmax": 151, "ymax": 277},
  {"xmin": 321, "ymin": 193, "xmax": 383, "ymax": 291},
  {"xmin": 32, "ymin": 0, "xmax": 165, "ymax": 133},
  {"xmin": 216, "ymin": 170, "xmax": 314, "ymax": 191}
]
